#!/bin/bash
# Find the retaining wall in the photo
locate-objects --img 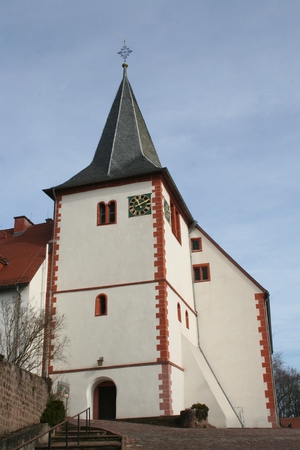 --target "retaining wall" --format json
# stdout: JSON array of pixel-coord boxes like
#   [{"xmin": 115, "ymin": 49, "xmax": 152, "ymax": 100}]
[
  {"xmin": 280, "ymin": 417, "xmax": 300, "ymax": 429},
  {"xmin": 0, "ymin": 360, "xmax": 48, "ymax": 436}
]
